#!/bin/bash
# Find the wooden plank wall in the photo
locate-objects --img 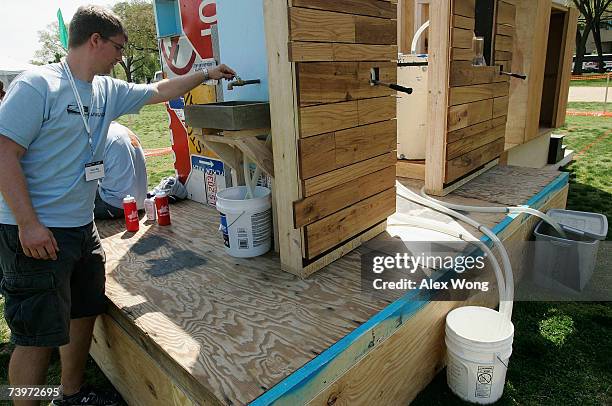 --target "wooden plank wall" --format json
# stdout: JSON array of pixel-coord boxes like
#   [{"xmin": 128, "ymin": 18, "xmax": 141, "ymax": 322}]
[
  {"xmin": 288, "ymin": 0, "xmax": 398, "ymax": 260},
  {"xmin": 504, "ymin": 0, "xmax": 552, "ymax": 145},
  {"xmin": 551, "ymin": 6, "xmax": 579, "ymax": 129},
  {"xmin": 444, "ymin": 0, "xmax": 514, "ymax": 183}
]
